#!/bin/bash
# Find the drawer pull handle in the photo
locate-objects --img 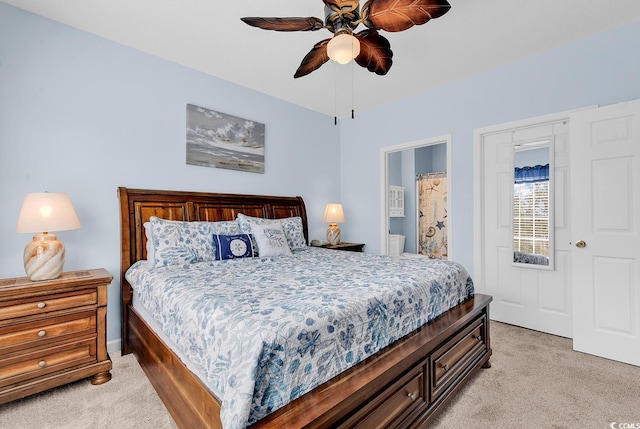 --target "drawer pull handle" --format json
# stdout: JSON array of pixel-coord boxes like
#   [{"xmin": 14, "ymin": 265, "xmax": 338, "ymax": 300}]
[
  {"xmin": 407, "ymin": 392, "xmax": 417, "ymax": 401},
  {"xmin": 37, "ymin": 302, "xmax": 46, "ymax": 309},
  {"xmin": 442, "ymin": 364, "xmax": 449, "ymax": 372},
  {"xmin": 38, "ymin": 330, "xmax": 46, "ymax": 337},
  {"xmin": 38, "ymin": 361, "xmax": 46, "ymax": 368},
  {"xmin": 475, "ymin": 335, "xmax": 482, "ymax": 341}
]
